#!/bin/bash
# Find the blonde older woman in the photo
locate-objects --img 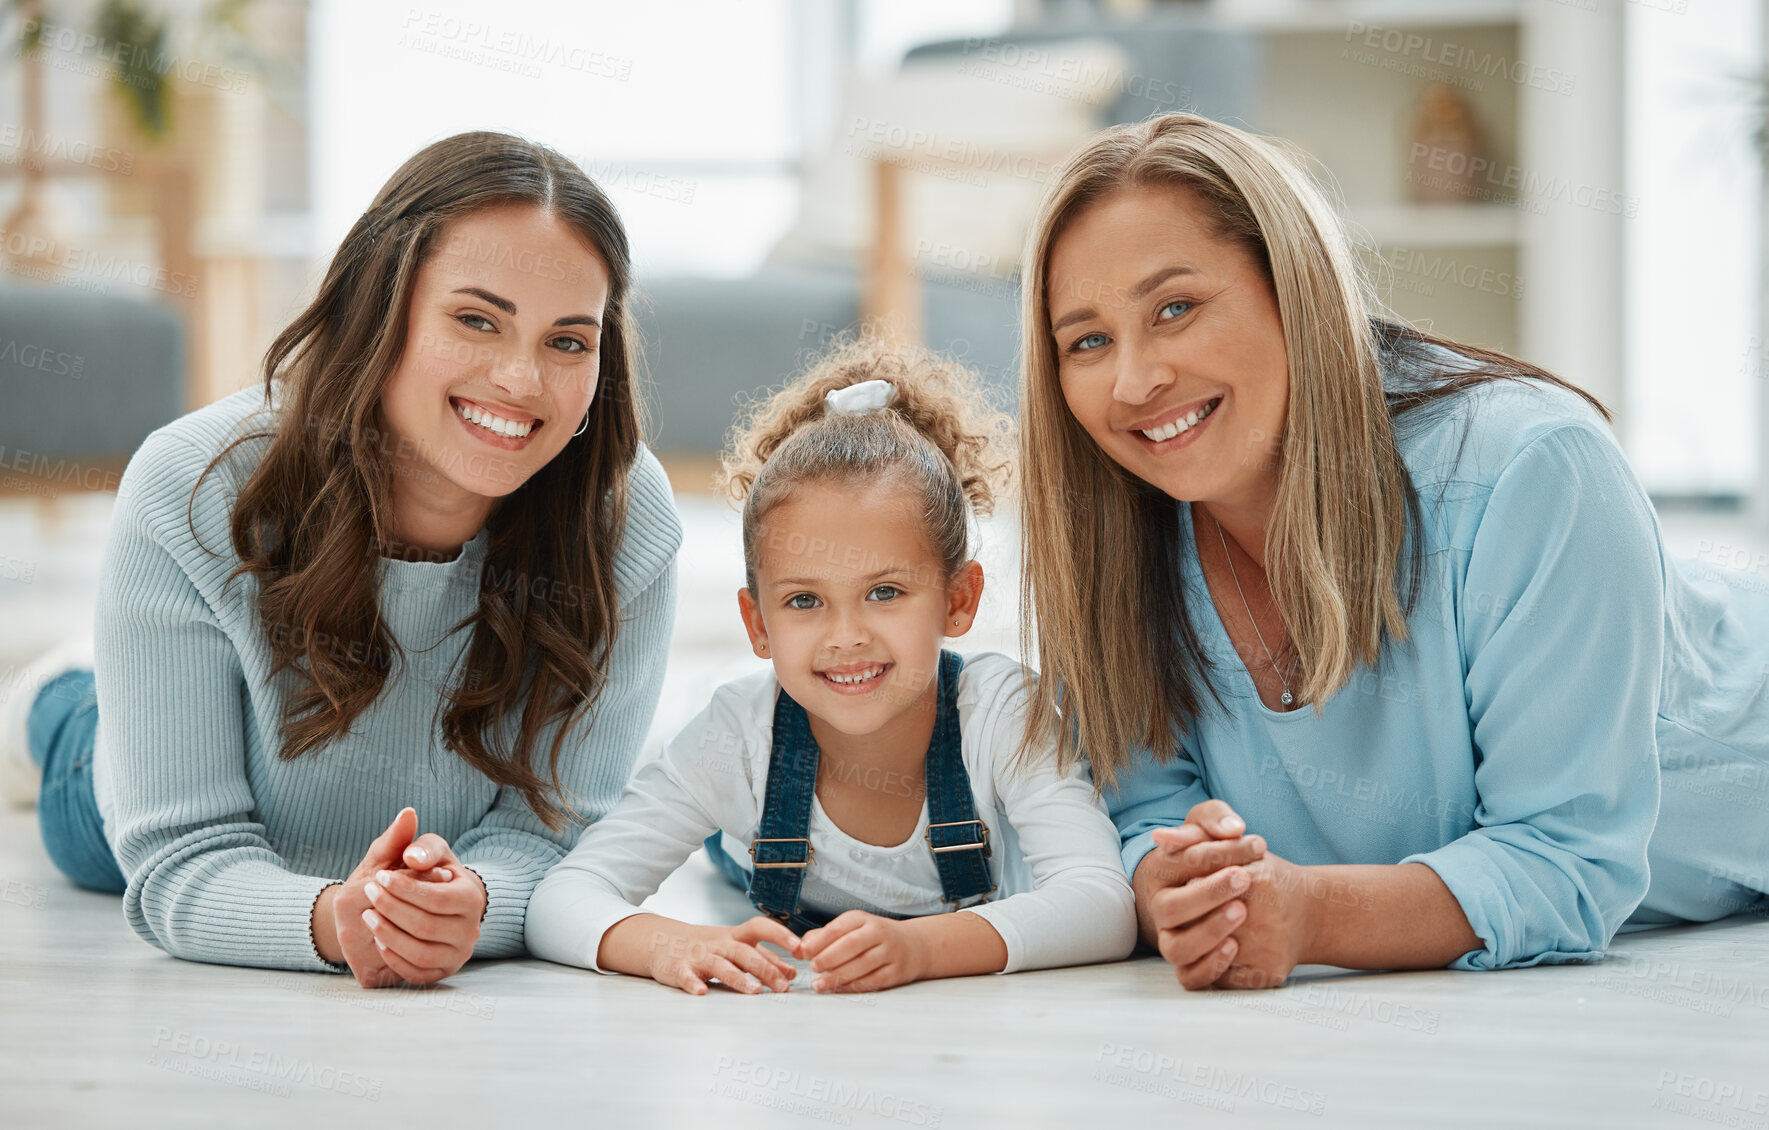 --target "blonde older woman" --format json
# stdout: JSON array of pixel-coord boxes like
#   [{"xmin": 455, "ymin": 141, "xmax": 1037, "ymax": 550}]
[{"xmin": 1016, "ymin": 113, "xmax": 1768, "ymax": 990}]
